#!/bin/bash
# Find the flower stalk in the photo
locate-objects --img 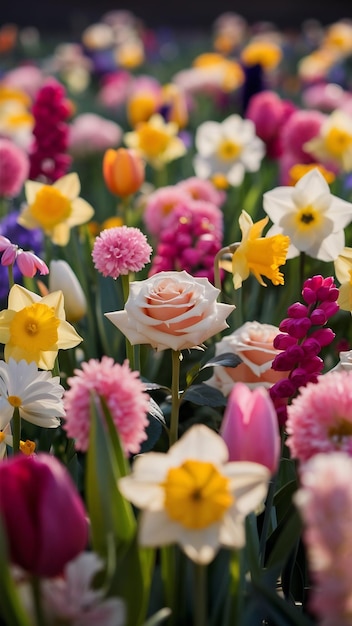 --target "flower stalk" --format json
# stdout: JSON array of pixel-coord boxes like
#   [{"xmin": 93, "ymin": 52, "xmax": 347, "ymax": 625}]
[{"xmin": 169, "ymin": 350, "xmax": 181, "ymax": 446}]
